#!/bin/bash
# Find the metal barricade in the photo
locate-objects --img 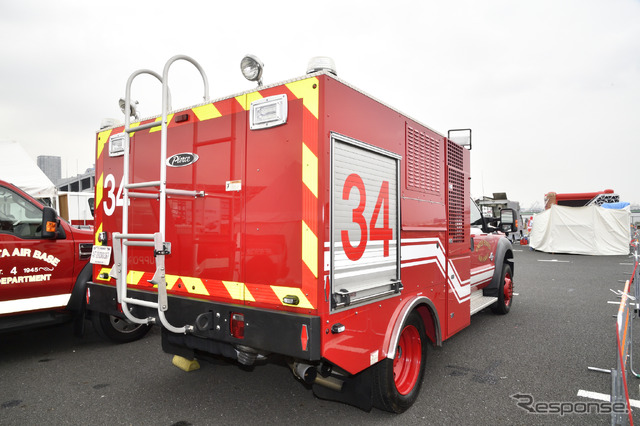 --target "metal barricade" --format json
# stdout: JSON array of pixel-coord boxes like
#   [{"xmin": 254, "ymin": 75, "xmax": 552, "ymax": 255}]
[
  {"xmin": 611, "ymin": 234, "xmax": 639, "ymax": 425},
  {"xmin": 589, "ymin": 234, "xmax": 639, "ymax": 425},
  {"xmin": 612, "ymin": 279, "xmax": 634, "ymax": 425}
]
